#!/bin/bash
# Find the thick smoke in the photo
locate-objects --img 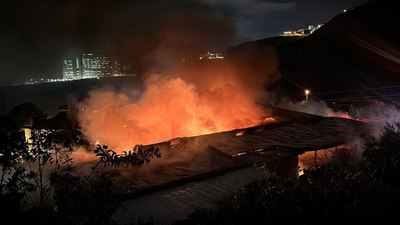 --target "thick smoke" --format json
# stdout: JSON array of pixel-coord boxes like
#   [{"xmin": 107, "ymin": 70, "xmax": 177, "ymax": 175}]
[
  {"xmin": 67, "ymin": 0, "xmax": 282, "ymax": 151},
  {"xmin": 281, "ymin": 97, "xmax": 400, "ymax": 169},
  {"xmin": 276, "ymin": 98, "xmax": 350, "ymax": 117},
  {"xmin": 77, "ymin": 48, "xmax": 280, "ymax": 150},
  {"xmin": 281, "ymin": 98, "xmax": 400, "ymax": 135},
  {"xmin": 353, "ymin": 100, "xmax": 400, "ymax": 136}
]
